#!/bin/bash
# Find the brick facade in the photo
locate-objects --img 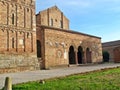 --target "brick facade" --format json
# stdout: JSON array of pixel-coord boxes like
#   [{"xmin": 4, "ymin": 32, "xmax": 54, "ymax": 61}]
[
  {"xmin": 36, "ymin": 6, "xmax": 69, "ymax": 30},
  {"xmin": 0, "ymin": 0, "xmax": 39, "ymax": 73},
  {"xmin": 36, "ymin": 6, "xmax": 103, "ymax": 69},
  {"xmin": 102, "ymin": 40, "xmax": 120, "ymax": 62}
]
